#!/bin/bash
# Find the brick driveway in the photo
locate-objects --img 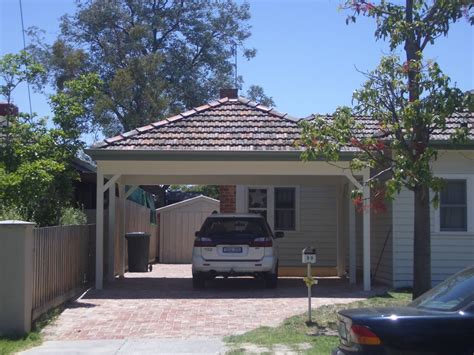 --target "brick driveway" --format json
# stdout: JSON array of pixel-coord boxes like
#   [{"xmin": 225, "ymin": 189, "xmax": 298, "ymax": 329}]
[{"xmin": 42, "ymin": 264, "xmax": 385, "ymax": 340}]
